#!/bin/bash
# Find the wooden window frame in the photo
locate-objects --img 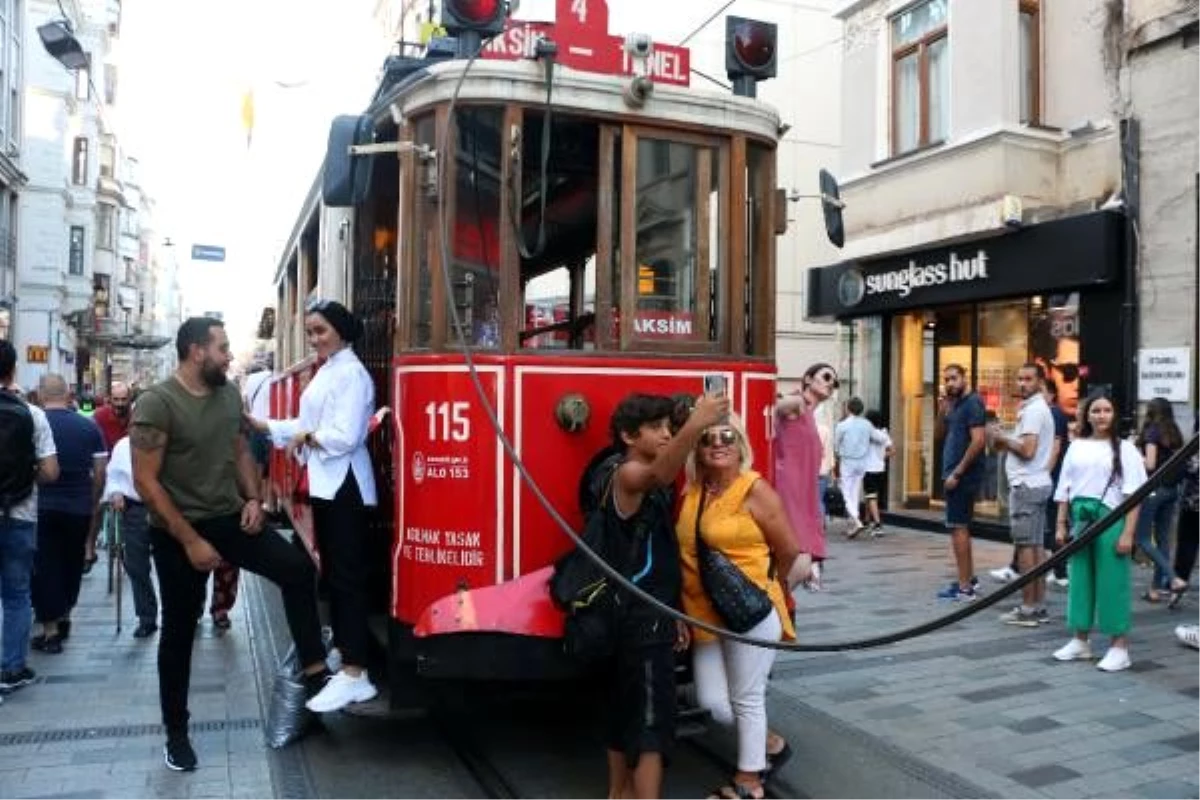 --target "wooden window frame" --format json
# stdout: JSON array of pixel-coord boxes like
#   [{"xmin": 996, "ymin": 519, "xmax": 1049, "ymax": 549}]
[
  {"xmin": 890, "ymin": 4, "xmax": 948, "ymax": 156},
  {"xmin": 619, "ymin": 125, "xmax": 730, "ymax": 355},
  {"xmin": 1019, "ymin": 0, "xmax": 1041, "ymax": 126}
]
